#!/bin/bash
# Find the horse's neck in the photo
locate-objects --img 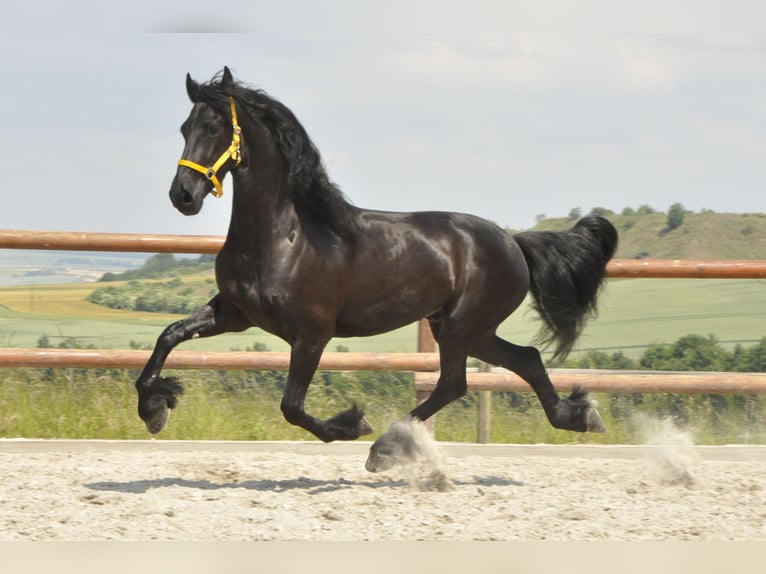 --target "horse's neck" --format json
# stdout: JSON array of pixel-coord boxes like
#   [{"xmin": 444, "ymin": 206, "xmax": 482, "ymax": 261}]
[{"xmin": 226, "ymin": 169, "xmax": 296, "ymax": 252}]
